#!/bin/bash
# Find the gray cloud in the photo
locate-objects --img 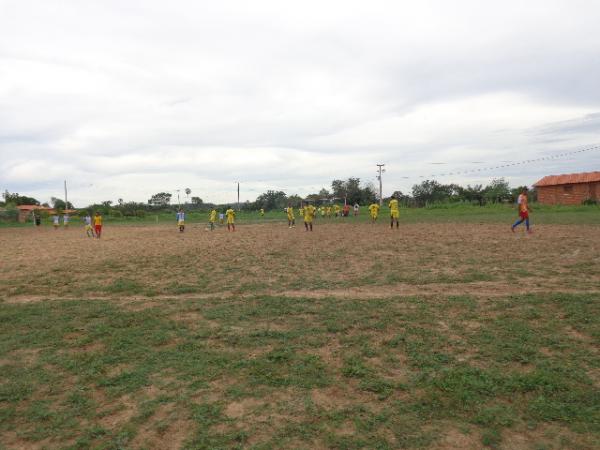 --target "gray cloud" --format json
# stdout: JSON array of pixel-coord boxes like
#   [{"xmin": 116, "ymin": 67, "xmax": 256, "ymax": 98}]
[{"xmin": 1, "ymin": 0, "xmax": 600, "ymax": 205}]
